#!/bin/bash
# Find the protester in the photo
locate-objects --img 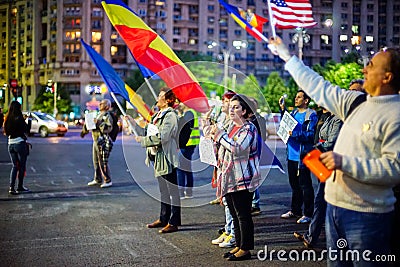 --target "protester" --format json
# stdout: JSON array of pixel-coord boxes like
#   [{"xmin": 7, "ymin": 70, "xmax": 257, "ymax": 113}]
[
  {"xmin": 294, "ymin": 108, "xmax": 343, "ymax": 248},
  {"xmin": 81, "ymin": 99, "xmax": 114, "ymax": 188},
  {"xmin": 270, "ymin": 37, "xmax": 400, "ymax": 266},
  {"xmin": 176, "ymin": 103, "xmax": 200, "ymax": 199},
  {"xmin": 248, "ymin": 97, "xmax": 266, "ymax": 216},
  {"xmin": 3, "ymin": 101, "xmax": 31, "ymax": 195},
  {"xmin": 0, "ymin": 107, "xmax": 4, "ymax": 129},
  {"xmin": 209, "ymin": 94, "xmax": 260, "ymax": 261},
  {"xmin": 209, "ymin": 90, "xmax": 236, "ymax": 205},
  {"xmin": 279, "ymin": 90, "xmax": 318, "ymax": 224},
  {"xmin": 135, "ymin": 87, "xmax": 181, "ymax": 234}
]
